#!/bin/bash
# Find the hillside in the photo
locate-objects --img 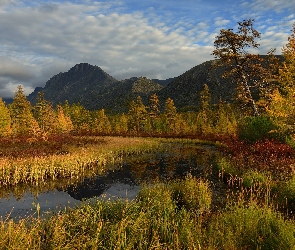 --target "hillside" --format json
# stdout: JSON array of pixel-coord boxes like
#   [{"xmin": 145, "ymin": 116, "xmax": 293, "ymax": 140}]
[
  {"xmin": 27, "ymin": 57, "xmax": 280, "ymax": 113},
  {"xmin": 158, "ymin": 60, "xmax": 233, "ymax": 110},
  {"xmin": 28, "ymin": 63, "xmax": 164, "ymax": 112}
]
